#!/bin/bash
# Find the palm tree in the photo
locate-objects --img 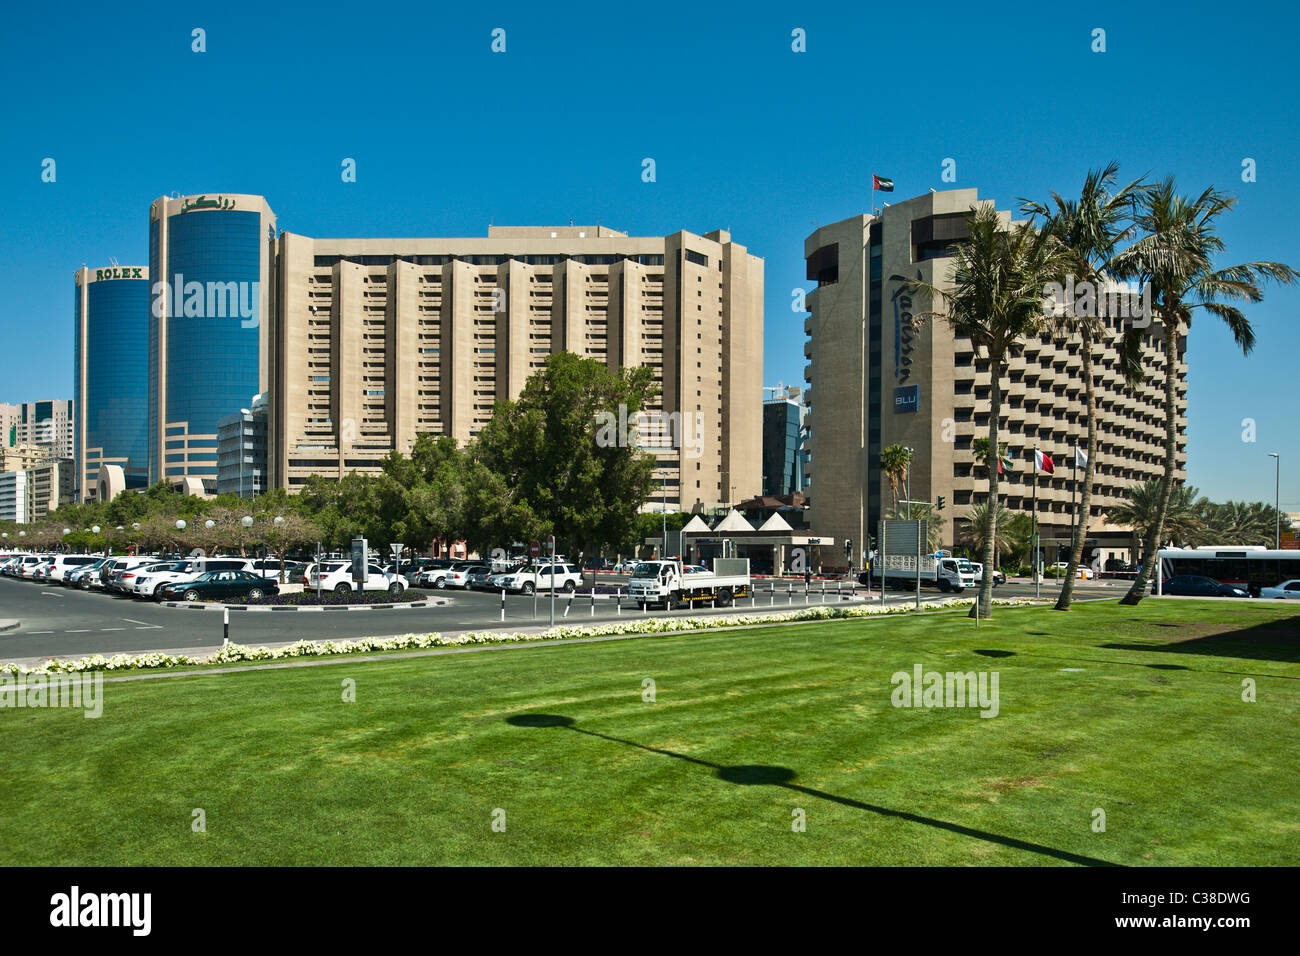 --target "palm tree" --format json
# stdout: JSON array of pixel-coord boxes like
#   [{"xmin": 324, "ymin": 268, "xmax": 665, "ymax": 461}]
[
  {"xmin": 1108, "ymin": 480, "xmax": 1202, "ymax": 554},
  {"xmin": 909, "ymin": 204, "xmax": 1064, "ymax": 618},
  {"xmin": 879, "ymin": 444, "xmax": 911, "ymax": 517},
  {"xmin": 1021, "ymin": 162, "xmax": 1145, "ymax": 611},
  {"xmin": 1196, "ymin": 500, "xmax": 1290, "ymax": 547},
  {"xmin": 957, "ymin": 499, "xmax": 1016, "ymax": 560},
  {"xmin": 1112, "ymin": 179, "xmax": 1298, "ymax": 604}
]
